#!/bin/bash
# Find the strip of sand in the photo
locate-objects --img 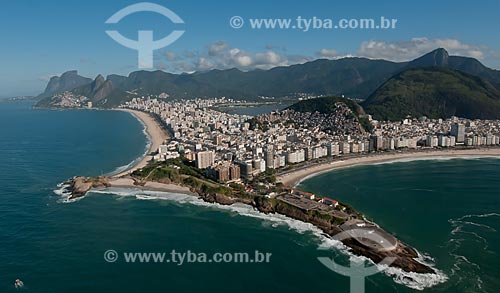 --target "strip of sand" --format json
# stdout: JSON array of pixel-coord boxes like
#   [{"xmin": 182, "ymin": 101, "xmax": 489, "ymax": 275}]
[
  {"xmin": 108, "ymin": 177, "xmax": 196, "ymax": 195},
  {"xmin": 114, "ymin": 108, "xmax": 169, "ymax": 177},
  {"xmin": 277, "ymin": 148, "xmax": 500, "ymax": 187}
]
